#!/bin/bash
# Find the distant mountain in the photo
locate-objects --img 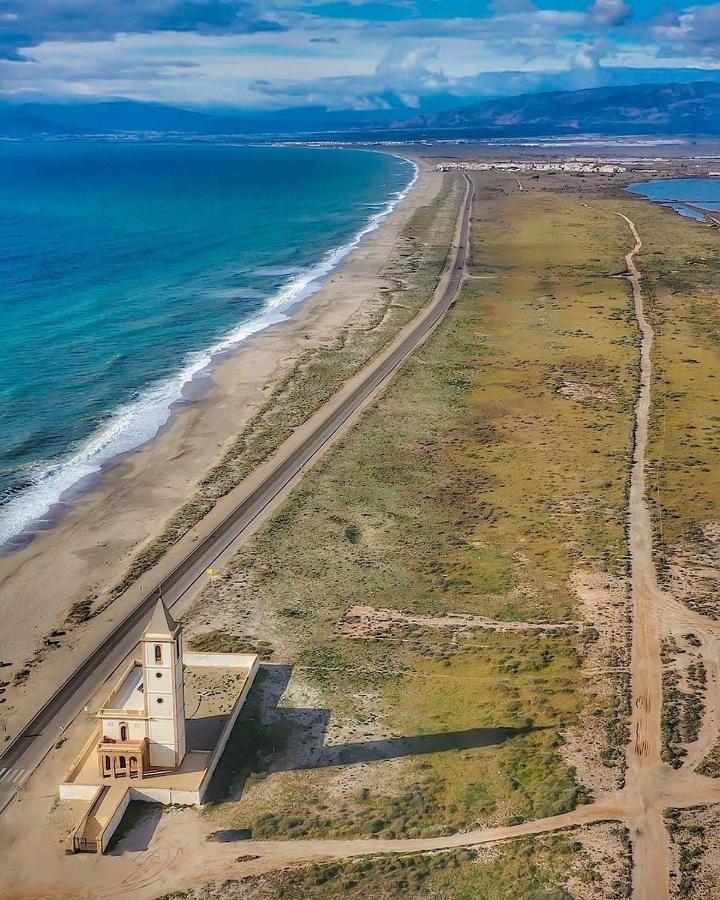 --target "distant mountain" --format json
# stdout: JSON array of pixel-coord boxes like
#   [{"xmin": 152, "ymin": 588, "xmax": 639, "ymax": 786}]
[
  {"xmin": 0, "ymin": 99, "xmax": 413, "ymax": 138},
  {"xmin": 406, "ymin": 82, "xmax": 720, "ymax": 136},
  {"xmin": 3, "ymin": 81, "xmax": 720, "ymax": 140}
]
